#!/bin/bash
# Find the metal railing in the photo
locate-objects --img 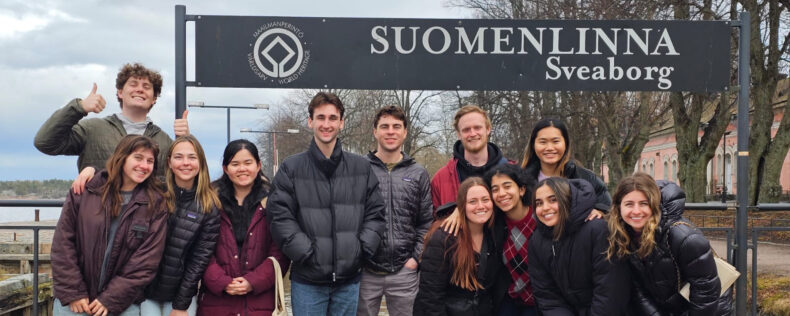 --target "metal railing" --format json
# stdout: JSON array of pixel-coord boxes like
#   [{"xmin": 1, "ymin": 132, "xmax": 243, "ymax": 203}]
[
  {"xmin": 685, "ymin": 202, "xmax": 790, "ymax": 315},
  {"xmin": 2, "ymin": 199, "xmax": 790, "ymax": 315},
  {"xmin": 0, "ymin": 199, "xmax": 61, "ymax": 316}
]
